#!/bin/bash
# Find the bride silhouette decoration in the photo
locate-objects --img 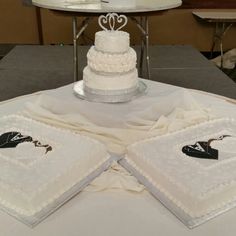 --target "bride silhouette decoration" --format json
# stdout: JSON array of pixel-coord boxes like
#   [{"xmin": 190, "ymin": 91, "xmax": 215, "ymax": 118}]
[
  {"xmin": 182, "ymin": 135, "xmax": 232, "ymax": 160},
  {"xmin": 0, "ymin": 131, "xmax": 52, "ymax": 154}
]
